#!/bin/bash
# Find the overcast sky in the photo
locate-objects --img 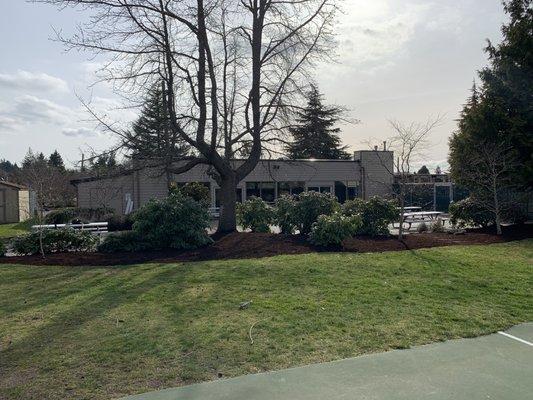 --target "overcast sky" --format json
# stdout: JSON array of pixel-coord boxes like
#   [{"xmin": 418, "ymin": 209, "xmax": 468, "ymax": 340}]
[{"xmin": 0, "ymin": 0, "xmax": 507, "ymax": 171}]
